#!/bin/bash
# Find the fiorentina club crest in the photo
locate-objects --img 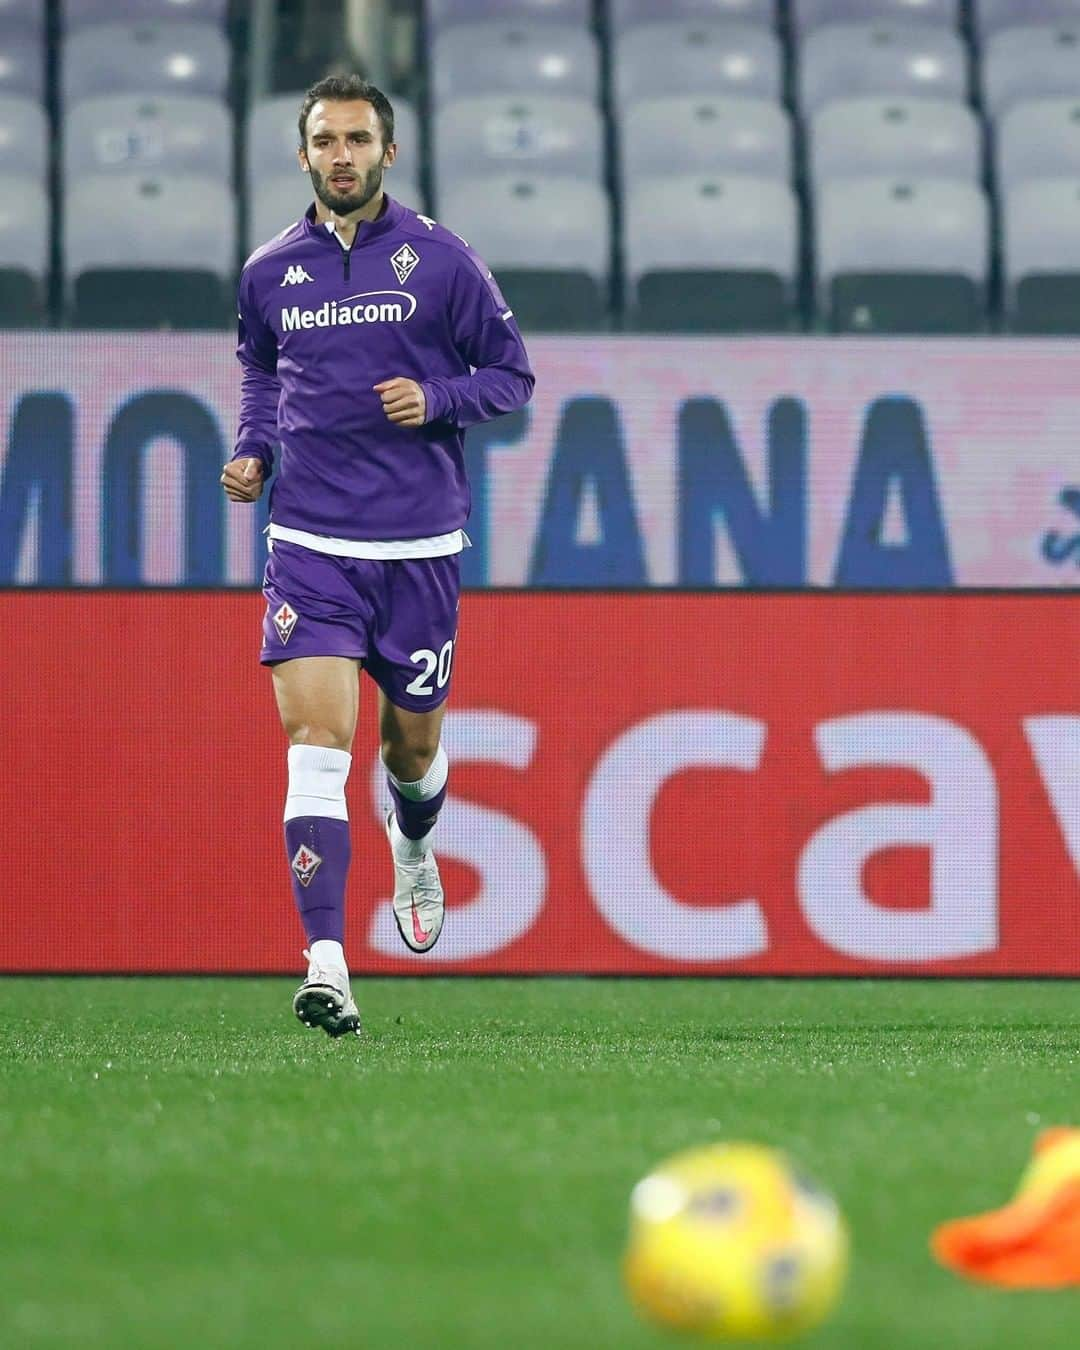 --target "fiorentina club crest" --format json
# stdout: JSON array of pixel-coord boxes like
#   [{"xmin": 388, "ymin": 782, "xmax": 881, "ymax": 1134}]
[
  {"xmin": 272, "ymin": 601, "xmax": 298, "ymax": 644},
  {"xmin": 390, "ymin": 243, "xmax": 419, "ymax": 284},
  {"xmin": 290, "ymin": 844, "xmax": 322, "ymax": 887}
]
